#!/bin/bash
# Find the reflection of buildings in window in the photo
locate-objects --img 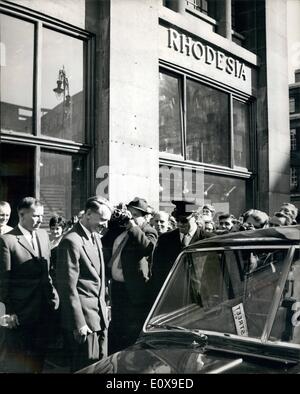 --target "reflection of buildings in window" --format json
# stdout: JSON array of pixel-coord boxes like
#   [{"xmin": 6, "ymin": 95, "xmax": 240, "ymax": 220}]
[
  {"xmin": 290, "ymin": 167, "xmax": 298, "ymax": 191},
  {"xmin": 0, "ymin": 102, "xmax": 33, "ymax": 133},
  {"xmin": 290, "ymin": 98, "xmax": 296, "ymax": 114},
  {"xmin": 159, "ymin": 72, "xmax": 182, "ymax": 155},
  {"xmin": 41, "ymin": 90, "xmax": 83, "ymax": 141},
  {"xmin": 291, "ymin": 129, "xmax": 297, "ymax": 151},
  {"xmin": 186, "ymin": 0, "xmax": 216, "ymax": 19}
]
